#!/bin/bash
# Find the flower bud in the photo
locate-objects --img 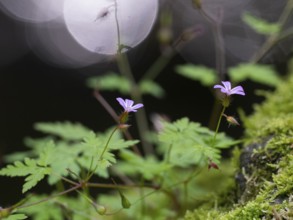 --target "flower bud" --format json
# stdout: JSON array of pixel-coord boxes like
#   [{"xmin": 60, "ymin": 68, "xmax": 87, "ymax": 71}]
[
  {"xmin": 118, "ymin": 123, "xmax": 131, "ymax": 130},
  {"xmin": 223, "ymin": 114, "xmax": 240, "ymax": 126},
  {"xmin": 97, "ymin": 205, "xmax": 107, "ymax": 215},
  {"xmin": 119, "ymin": 191, "xmax": 131, "ymax": 209},
  {"xmin": 208, "ymin": 159, "xmax": 219, "ymax": 170},
  {"xmin": 119, "ymin": 112, "xmax": 129, "ymax": 124}
]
